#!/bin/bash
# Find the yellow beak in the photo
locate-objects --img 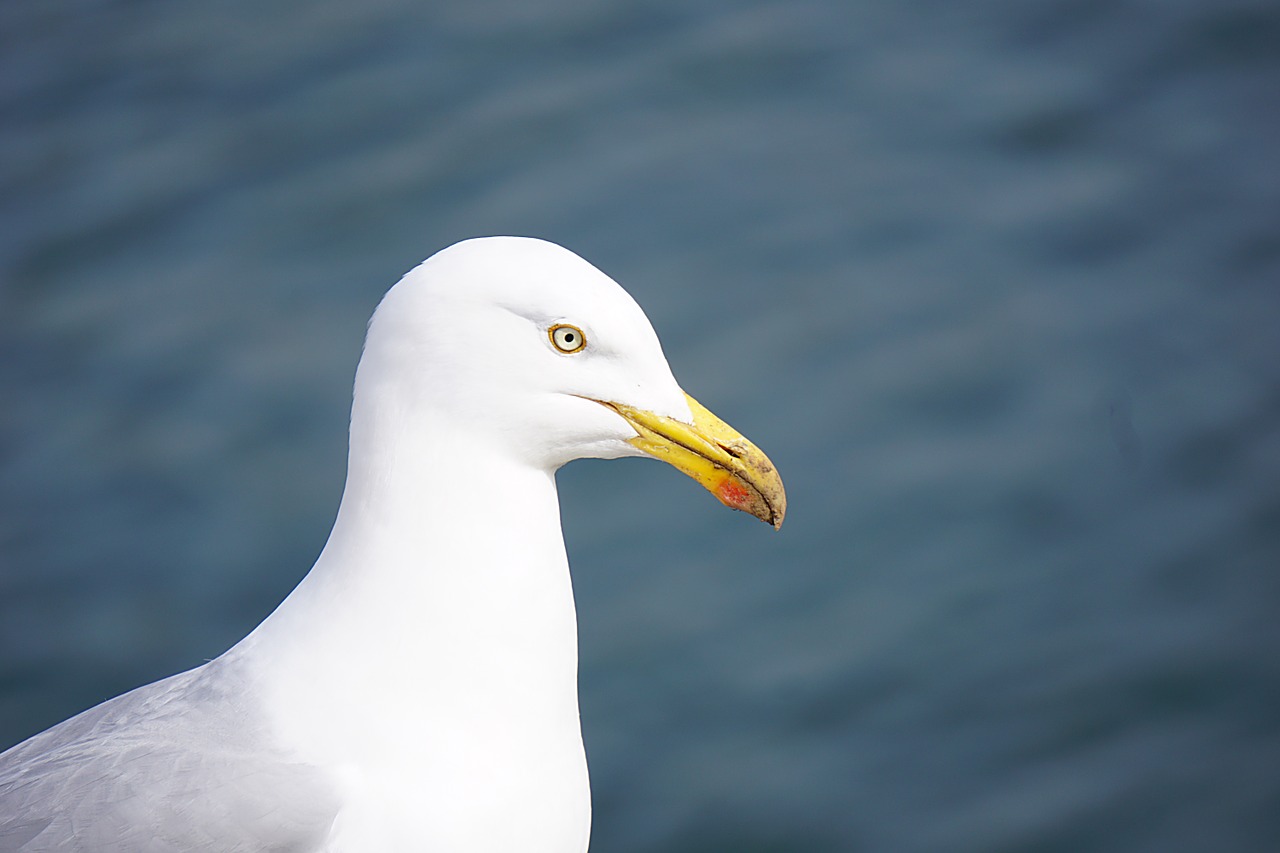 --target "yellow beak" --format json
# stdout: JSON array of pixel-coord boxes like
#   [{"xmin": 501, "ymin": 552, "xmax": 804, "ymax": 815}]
[{"xmin": 598, "ymin": 393, "xmax": 786, "ymax": 530}]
